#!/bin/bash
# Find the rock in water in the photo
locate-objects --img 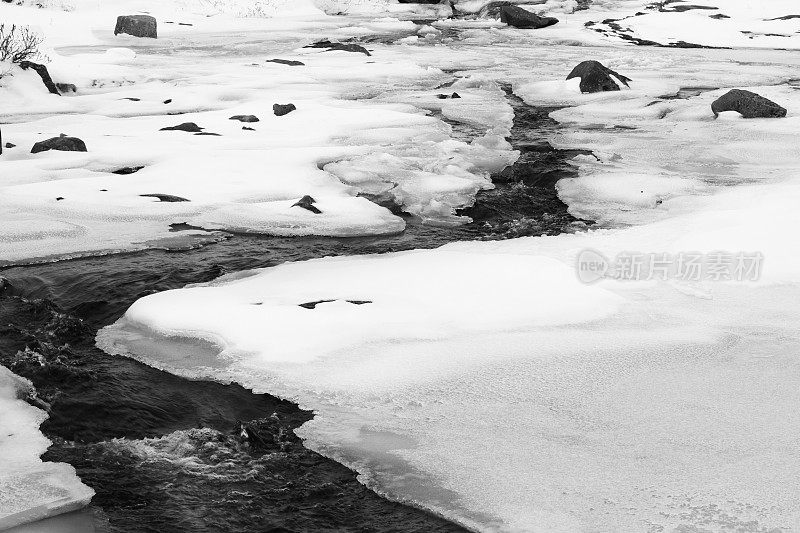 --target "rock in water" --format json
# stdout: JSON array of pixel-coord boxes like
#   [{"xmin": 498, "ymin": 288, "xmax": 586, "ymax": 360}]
[
  {"xmin": 160, "ymin": 122, "xmax": 204, "ymax": 132},
  {"xmin": 499, "ymin": 5, "xmax": 559, "ymax": 29},
  {"xmin": 114, "ymin": 15, "xmax": 157, "ymax": 38},
  {"xmin": 292, "ymin": 195, "xmax": 322, "ymax": 214},
  {"xmin": 711, "ymin": 89, "xmax": 787, "ymax": 118},
  {"xmin": 566, "ymin": 60, "xmax": 632, "ymax": 93},
  {"xmin": 229, "ymin": 115, "xmax": 260, "ymax": 123},
  {"xmin": 31, "ymin": 134, "xmax": 87, "ymax": 154},
  {"xmin": 273, "ymin": 103, "xmax": 296, "ymax": 117}
]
